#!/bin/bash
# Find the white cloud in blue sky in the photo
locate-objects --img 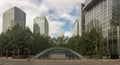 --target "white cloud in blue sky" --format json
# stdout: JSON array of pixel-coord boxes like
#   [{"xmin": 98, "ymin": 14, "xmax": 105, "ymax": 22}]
[{"xmin": 0, "ymin": 0, "xmax": 84, "ymax": 37}]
